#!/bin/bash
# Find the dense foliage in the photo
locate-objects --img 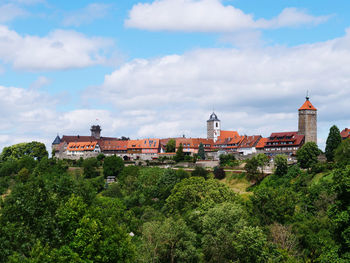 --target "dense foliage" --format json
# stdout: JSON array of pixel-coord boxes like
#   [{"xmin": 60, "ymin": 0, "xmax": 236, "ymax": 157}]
[
  {"xmin": 325, "ymin": 125, "xmax": 342, "ymax": 162},
  {"xmin": 1, "ymin": 136, "xmax": 350, "ymax": 262}
]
